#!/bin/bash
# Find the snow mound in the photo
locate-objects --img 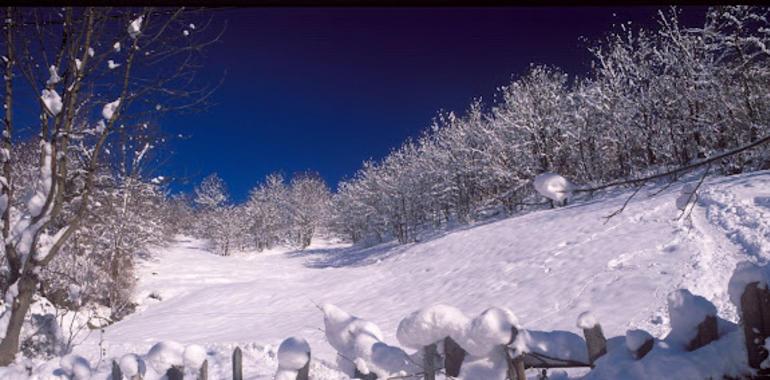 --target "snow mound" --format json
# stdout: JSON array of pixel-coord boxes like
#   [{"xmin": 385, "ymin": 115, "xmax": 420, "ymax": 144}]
[
  {"xmin": 275, "ymin": 337, "xmax": 310, "ymax": 380},
  {"xmin": 183, "ymin": 344, "xmax": 207, "ymax": 369},
  {"xmin": 625, "ymin": 329, "xmax": 653, "ymax": 353},
  {"xmin": 119, "ymin": 353, "xmax": 145, "ymax": 377},
  {"xmin": 728, "ymin": 260, "xmax": 770, "ymax": 311},
  {"xmin": 59, "ymin": 354, "xmax": 91, "ymax": 380},
  {"xmin": 533, "ymin": 172, "xmax": 574, "ymax": 204},
  {"xmin": 396, "ymin": 304, "xmax": 469, "ymax": 349},
  {"xmin": 512, "ymin": 329, "xmax": 588, "ymax": 363},
  {"xmin": 461, "ymin": 307, "xmax": 519, "ymax": 357},
  {"xmin": 321, "ymin": 303, "xmax": 416, "ymax": 378},
  {"xmin": 665, "ymin": 289, "xmax": 717, "ymax": 349},
  {"xmin": 146, "ymin": 341, "xmax": 185, "ymax": 374}
]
